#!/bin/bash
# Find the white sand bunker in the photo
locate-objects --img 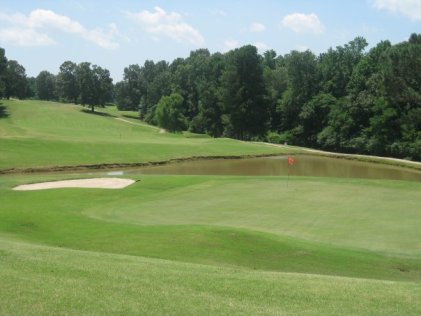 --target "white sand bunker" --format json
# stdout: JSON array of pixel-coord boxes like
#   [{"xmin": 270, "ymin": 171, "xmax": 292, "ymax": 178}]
[{"xmin": 13, "ymin": 178, "xmax": 135, "ymax": 191}]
